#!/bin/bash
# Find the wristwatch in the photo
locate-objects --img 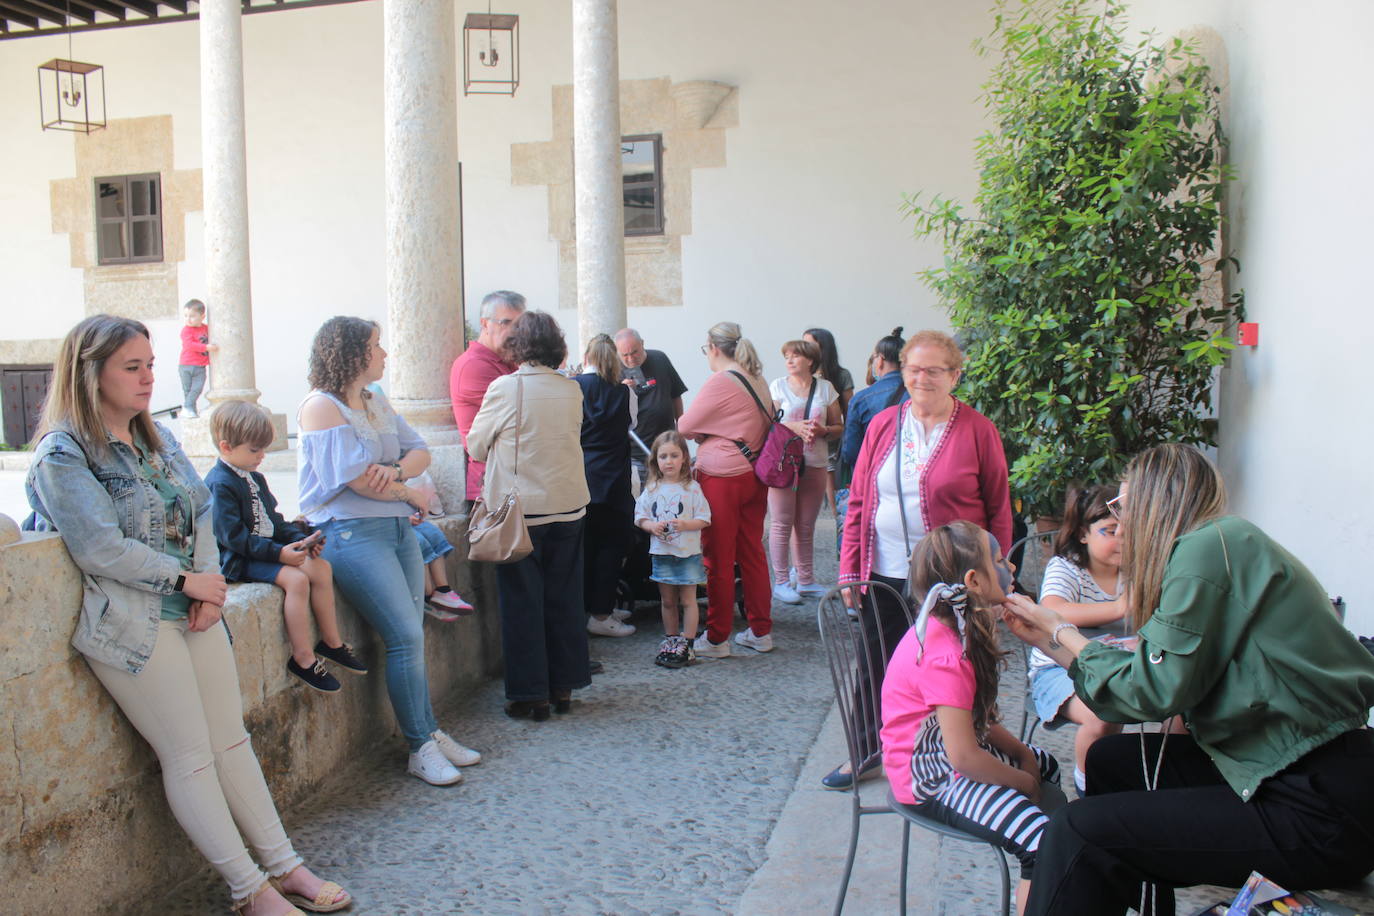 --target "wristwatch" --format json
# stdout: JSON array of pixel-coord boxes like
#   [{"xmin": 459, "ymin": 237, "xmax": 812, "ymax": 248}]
[
  {"xmin": 390, "ymin": 461, "xmax": 405, "ymax": 481},
  {"xmin": 173, "ymin": 574, "xmax": 186, "ymax": 592}
]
